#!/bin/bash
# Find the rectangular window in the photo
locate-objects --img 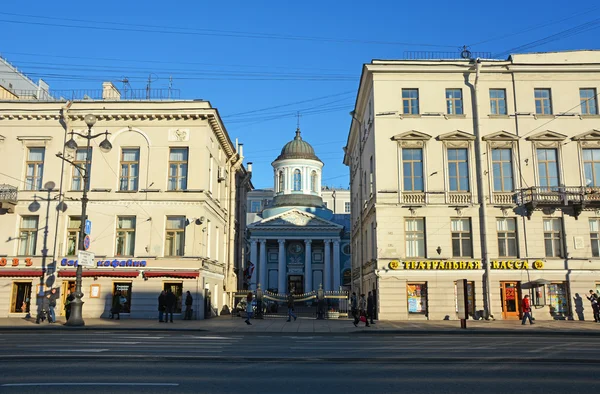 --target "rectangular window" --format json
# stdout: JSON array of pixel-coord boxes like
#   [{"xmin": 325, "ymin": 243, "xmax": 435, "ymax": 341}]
[
  {"xmin": 402, "ymin": 148, "xmax": 424, "ymax": 191},
  {"xmin": 168, "ymin": 148, "xmax": 188, "ymax": 191},
  {"xmin": 590, "ymin": 219, "xmax": 600, "ymax": 257},
  {"xmin": 119, "ymin": 149, "xmax": 140, "ymax": 191},
  {"xmin": 163, "ymin": 283, "xmax": 183, "ymax": 313},
  {"xmin": 537, "ymin": 148, "xmax": 559, "ymax": 190},
  {"xmin": 451, "ymin": 218, "xmax": 472, "ymax": 257},
  {"xmin": 543, "ymin": 218, "xmax": 563, "ymax": 258},
  {"xmin": 446, "ymin": 89, "xmax": 463, "ymax": 115},
  {"xmin": 344, "ymin": 201, "xmax": 351, "ymax": 213},
  {"xmin": 405, "ymin": 218, "xmax": 425, "ymax": 258},
  {"xmin": 250, "ymin": 201, "xmax": 261, "ymax": 213},
  {"xmin": 115, "ymin": 216, "xmax": 136, "ymax": 256},
  {"xmin": 447, "ymin": 148, "xmax": 469, "ymax": 192},
  {"xmin": 497, "ymin": 218, "xmax": 518, "ymax": 257},
  {"xmin": 492, "ymin": 148, "xmax": 514, "ymax": 191},
  {"xmin": 369, "ymin": 156, "xmax": 374, "ymax": 196},
  {"xmin": 490, "ymin": 89, "xmax": 507, "ymax": 115},
  {"xmin": 407, "ymin": 283, "xmax": 427, "ymax": 314},
  {"xmin": 113, "ymin": 283, "xmax": 132, "ymax": 314},
  {"xmin": 534, "ymin": 88, "xmax": 552, "ymax": 115},
  {"xmin": 18, "ymin": 216, "xmax": 38, "ymax": 256},
  {"xmin": 402, "ymin": 89, "xmax": 419, "ymax": 115},
  {"xmin": 66, "ymin": 216, "xmax": 82, "ymax": 256},
  {"xmin": 165, "ymin": 216, "xmax": 185, "ymax": 257},
  {"xmin": 71, "ymin": 148, "xmax": 92, "ymax": 191},
  {"xmin": 583, "ymin": 148, "xmax": 600, "ymax": 187},
  {"xmin": 25, "ymin": 147, "xmax": 45, "ymax": 191},
  {"xmin": 580, "ymin": 88, "xmax": 598, "ymax": 115}
]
